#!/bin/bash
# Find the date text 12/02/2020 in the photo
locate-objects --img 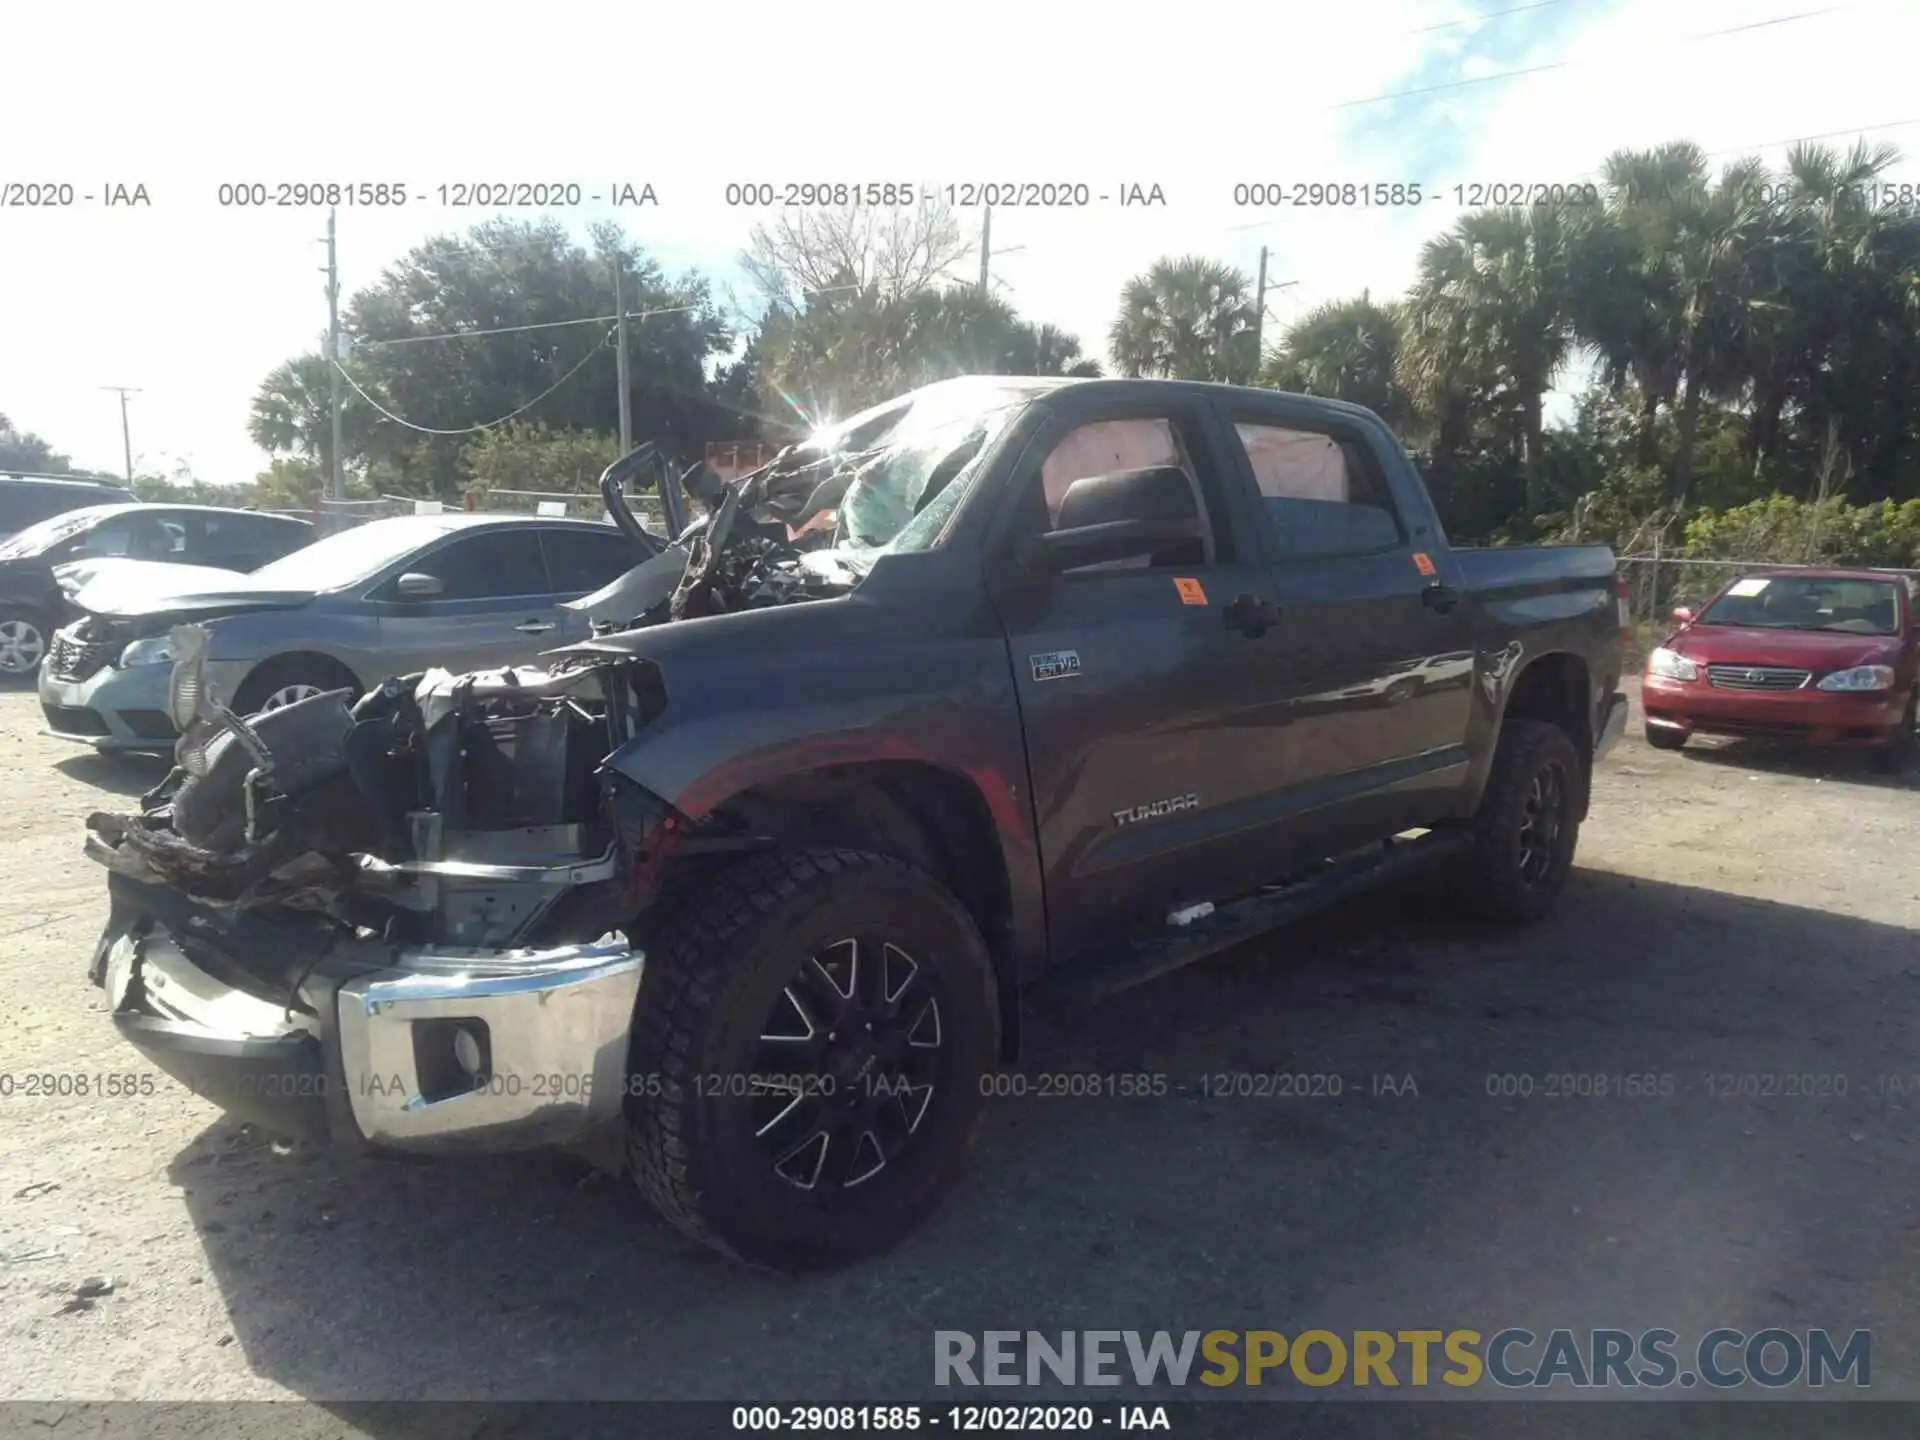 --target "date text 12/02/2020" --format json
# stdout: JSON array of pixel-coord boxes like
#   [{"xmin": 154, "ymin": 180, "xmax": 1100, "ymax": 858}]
[{"xmin": 1229, "ymin": 181, "xmax": 1602, "ymax": 207}]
